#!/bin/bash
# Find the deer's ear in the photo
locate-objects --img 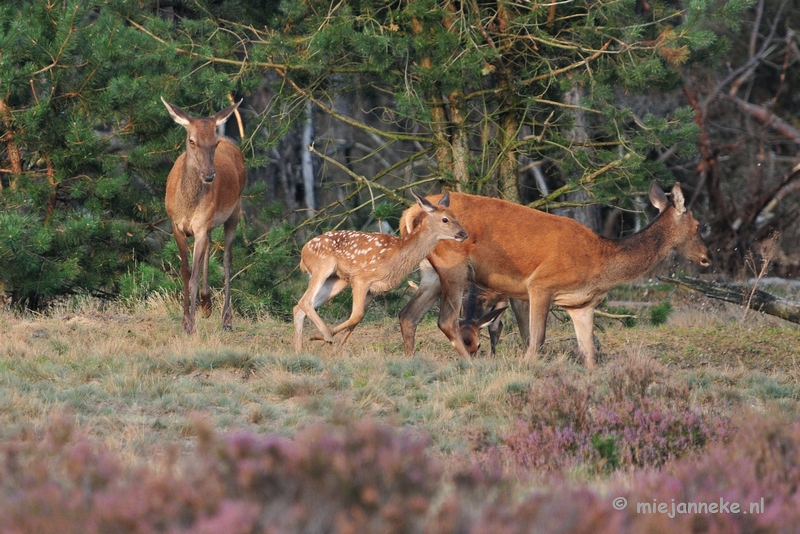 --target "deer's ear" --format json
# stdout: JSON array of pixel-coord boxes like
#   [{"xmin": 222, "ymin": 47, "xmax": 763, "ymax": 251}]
[
  {"xmin": 412, "ymin": 190, "xmax": 437, "ymax": 214},
  {"xmin": 671, "ymin": 183, "xmax": 687, "ymax": 214},
  {"xmin": 214, "ymin": 100, "xmax": 241, "ymax": 127},
  {"xmin": 161, "ymin": 97, "xmax": 192, "ymax": 128},
  {"xmin": 649, "ymin": 181, "xmax": 669, "ymax": 213},
  {"xmin": 438, "ymin": 190, "xmax": 451, "ymax": 208},
  {"xmin": 477, "ymin": 306, "xmax": 507, "ymax": 328}
]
